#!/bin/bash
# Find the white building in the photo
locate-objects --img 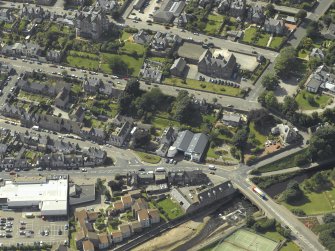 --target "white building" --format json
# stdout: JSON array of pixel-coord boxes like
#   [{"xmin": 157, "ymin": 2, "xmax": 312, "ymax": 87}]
[{"xmin": 0, "ymin": 176, "xmax": 68, "ymax": 216}]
